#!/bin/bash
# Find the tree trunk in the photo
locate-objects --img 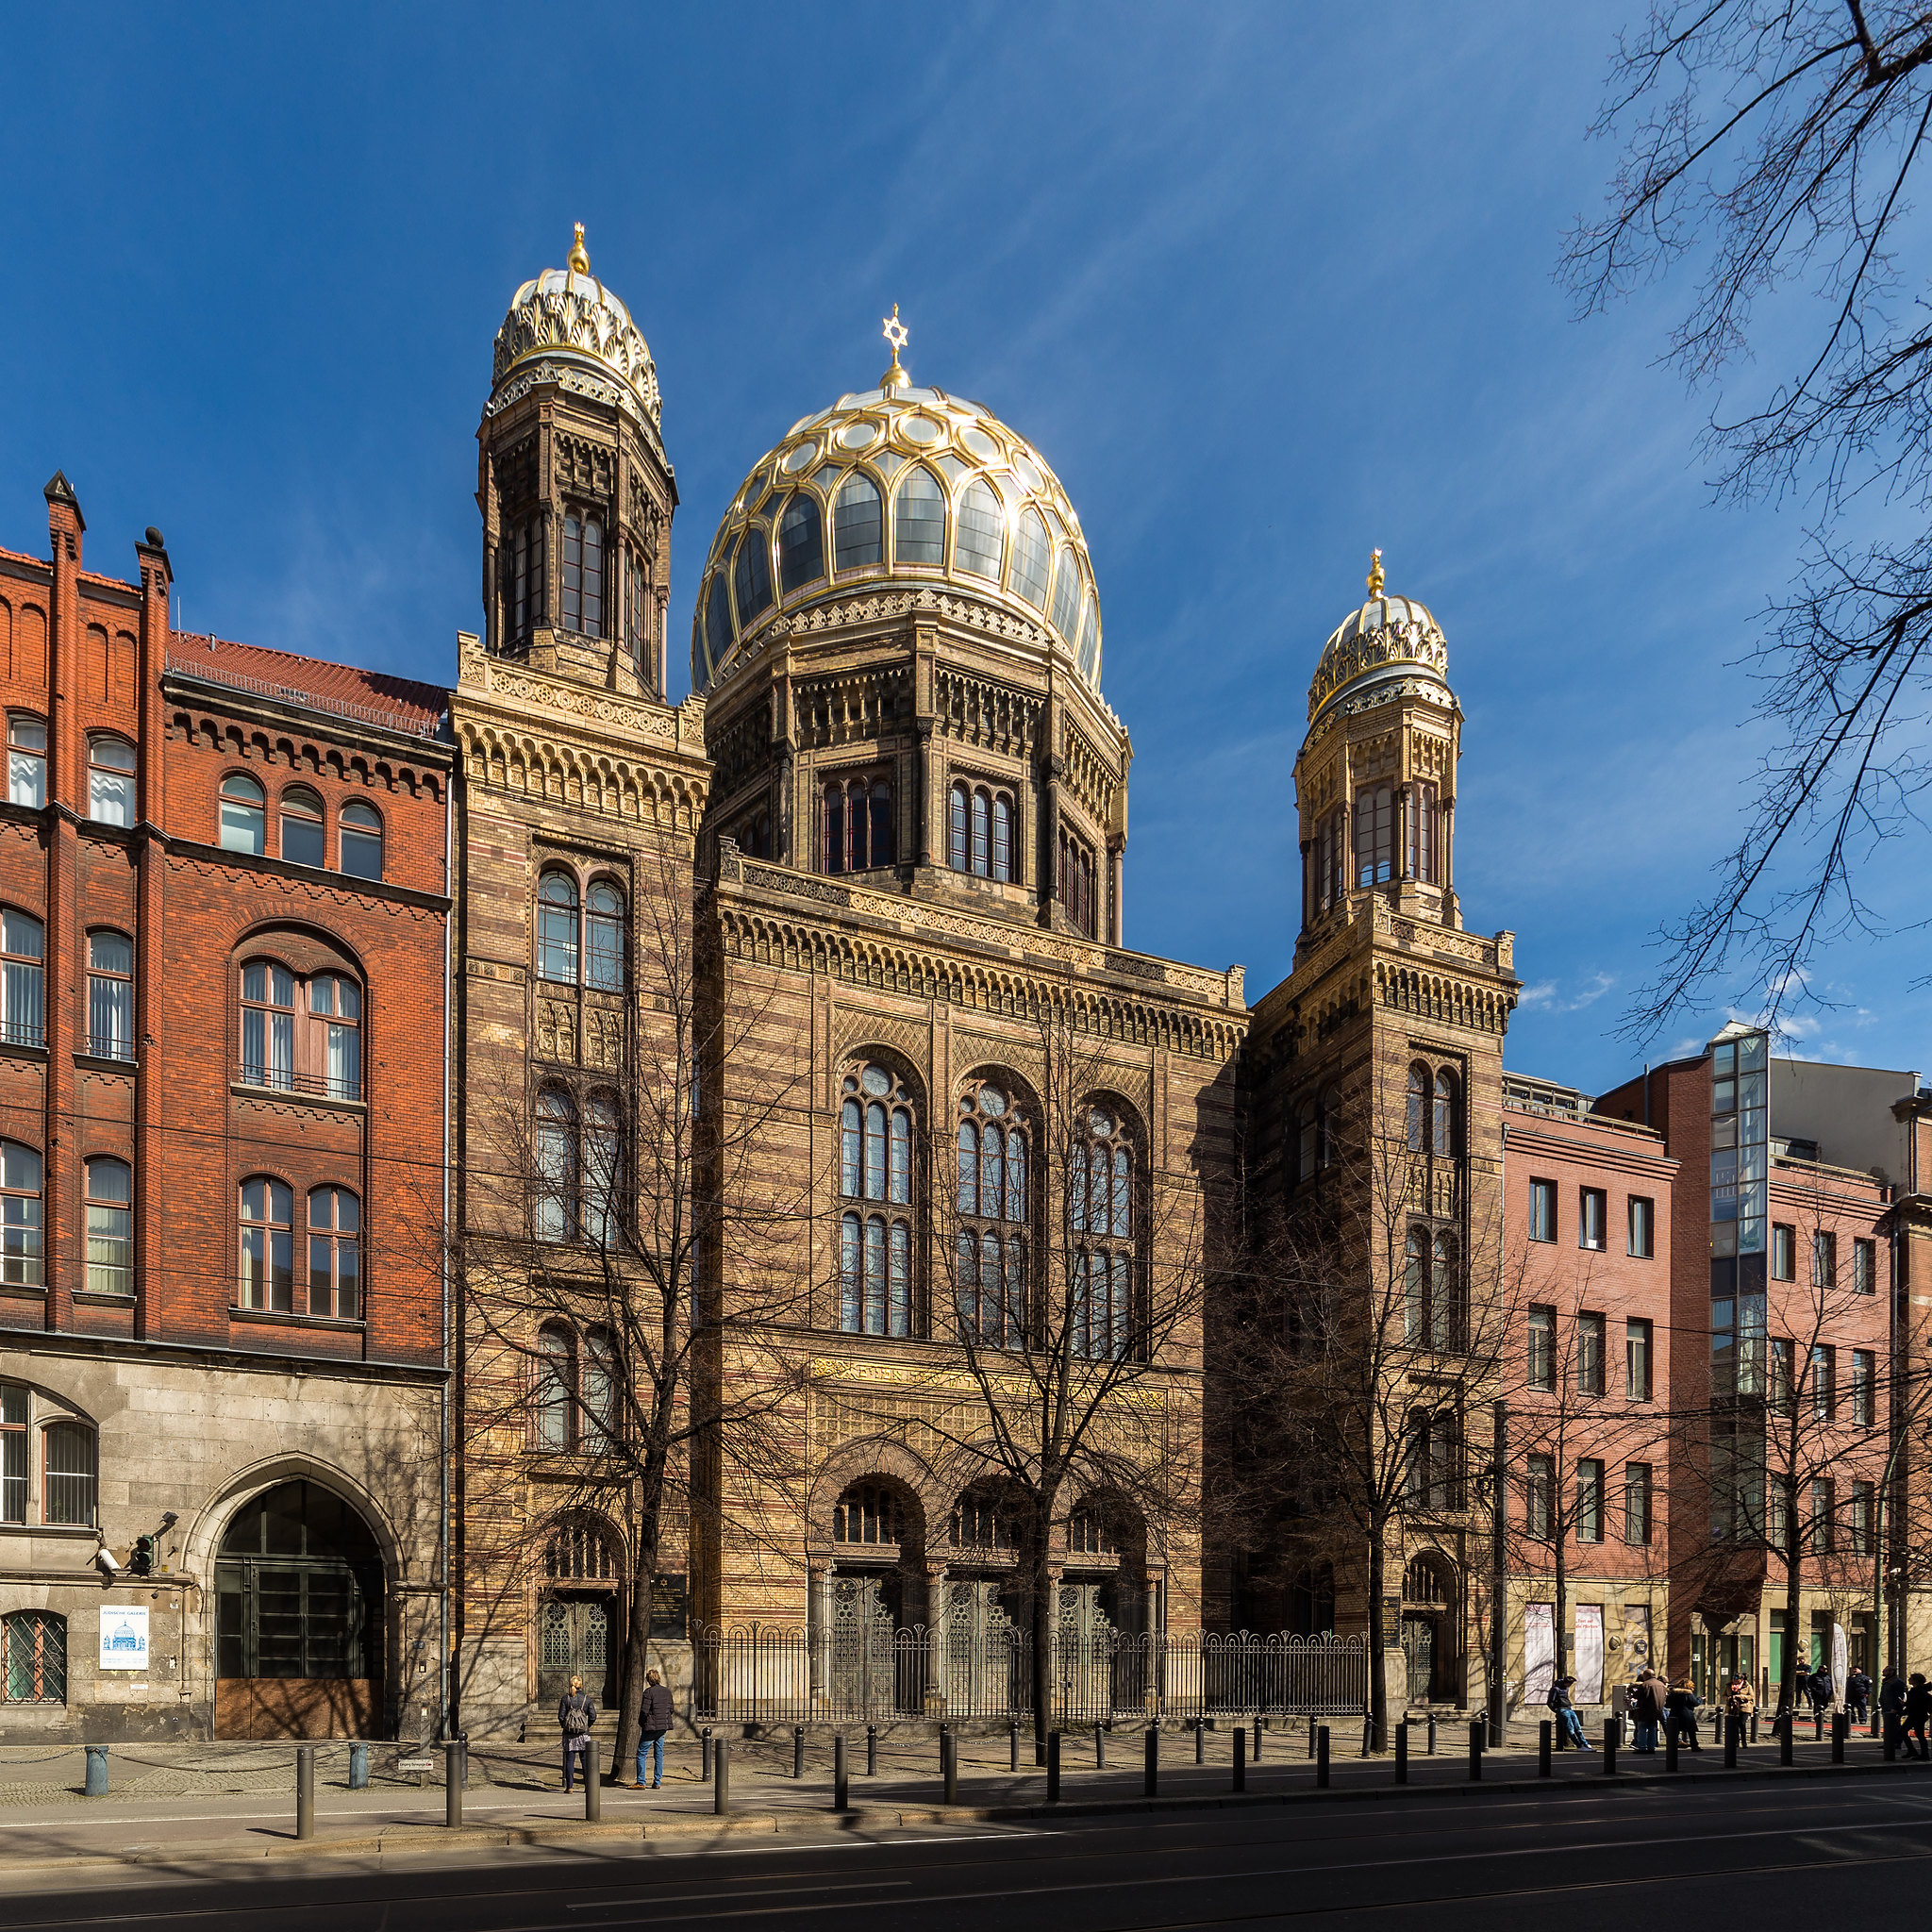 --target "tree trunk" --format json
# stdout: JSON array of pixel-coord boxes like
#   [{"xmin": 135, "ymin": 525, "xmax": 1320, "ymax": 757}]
[
  {"xmin": 1782, "ymin": 1485, "xmax": 1805, "ymax": 1721},
  {"xmin": 1366, "ymin": 1525, "xmax": 1387, "ymax": 1752},
  {"xmin": 612, "ymin": 1467, "xmax": 665, "ymax": 1781},
  {"xmin": 1030, "ymin": 1541, "xmax": 1054, "ymax": 1763}
]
